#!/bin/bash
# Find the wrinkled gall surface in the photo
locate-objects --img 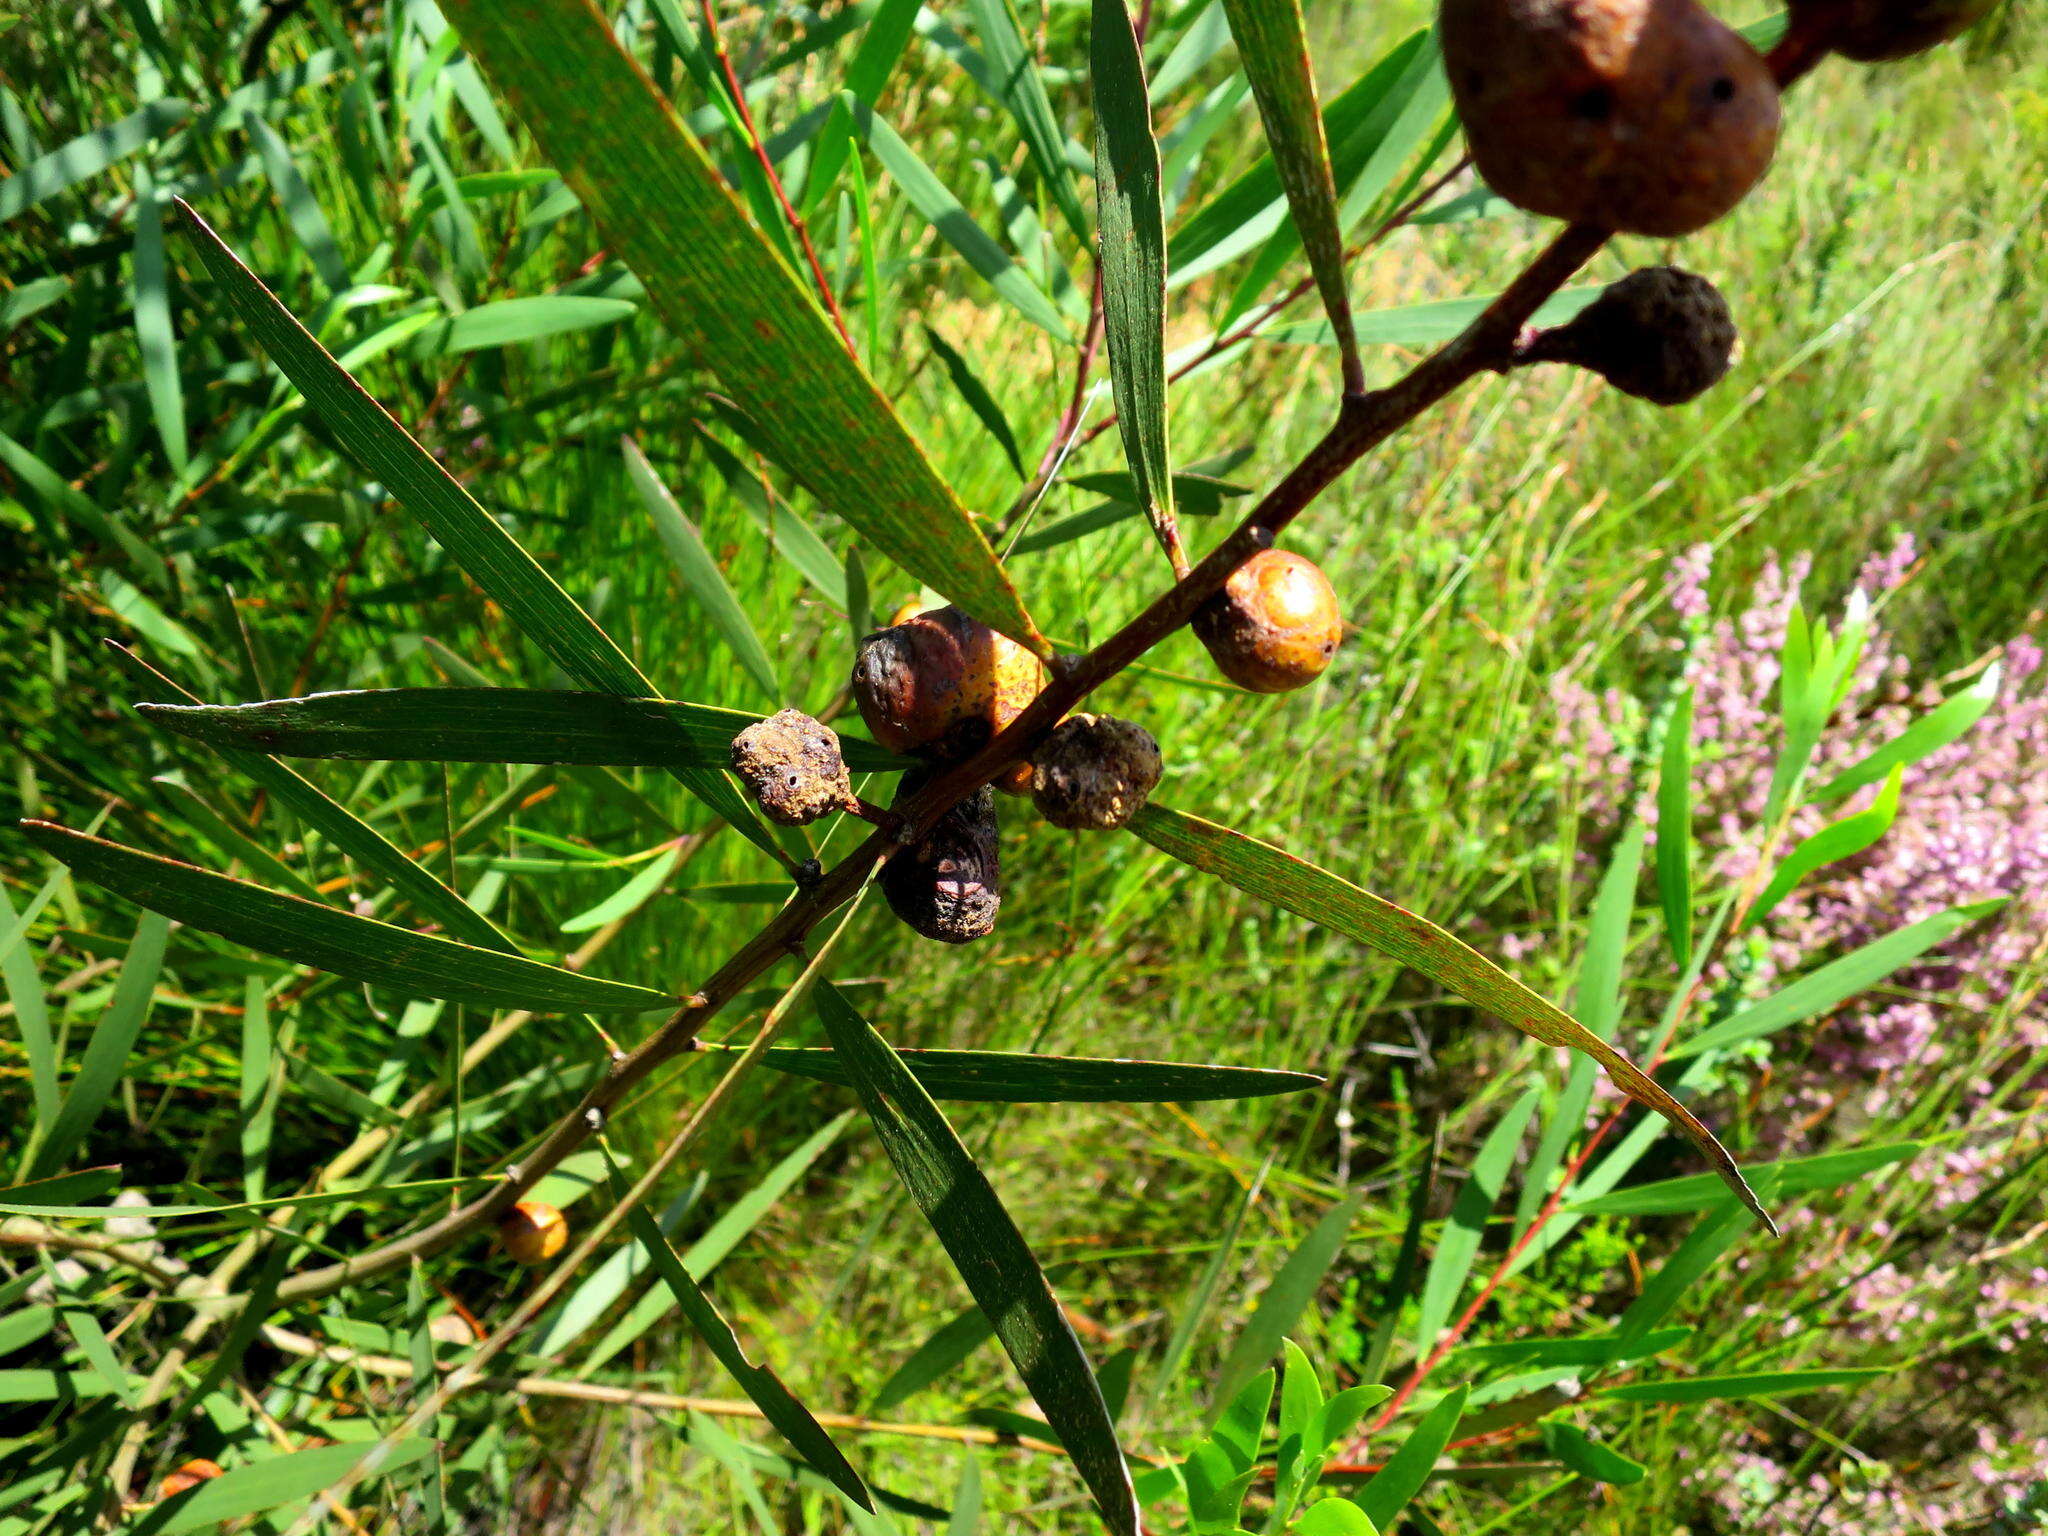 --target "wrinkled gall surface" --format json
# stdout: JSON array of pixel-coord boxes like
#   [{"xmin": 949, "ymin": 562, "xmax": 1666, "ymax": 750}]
[
  {"xmin": 1441, "ymin": 0, "xmax": 1782, "ymax": 236},
  {"xmin": 730, "ymin": 708, "xmax": 853, "ymax": 824},
  {"xmin": 1525, "ymin": 266, "xmax": 1738, "ymax": 404},
  {"xmin": 1194, "ymin": 548, "xmax": 1344, "ymax": 693},
  {"xmin": 851, "ymin": 605, "xmax": 1046, "ymax": 766},
  {"xmin": 1032, "ymin": 714, "xmax": 1164, "ymax": 830},
  {"xmin": 882, "ymin": 770, "xmax": 1001, "ymax": 943}
]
